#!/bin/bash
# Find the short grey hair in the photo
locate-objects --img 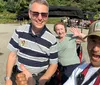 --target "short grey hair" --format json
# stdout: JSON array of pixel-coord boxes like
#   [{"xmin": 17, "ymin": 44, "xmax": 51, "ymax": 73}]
[{"xmin": 29, "ymin": 0, "xmax": 49, "ymax": 10}]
